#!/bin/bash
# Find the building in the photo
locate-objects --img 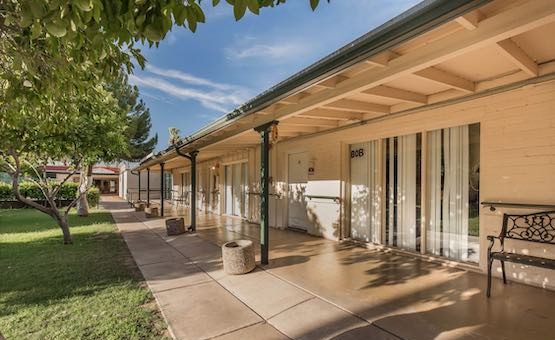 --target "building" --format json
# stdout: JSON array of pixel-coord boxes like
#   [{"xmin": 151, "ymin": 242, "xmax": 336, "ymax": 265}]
[
  {"xmin": 45, "ymin": 164, "xmax": 120, "ymax": 195},
  {"xmin": 135, "ymin": 0, "xmax": 555, "ymax": 290},
  {"xmin": 119, "ymin": 162, "xmax": 162, "ymax": 202}
]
